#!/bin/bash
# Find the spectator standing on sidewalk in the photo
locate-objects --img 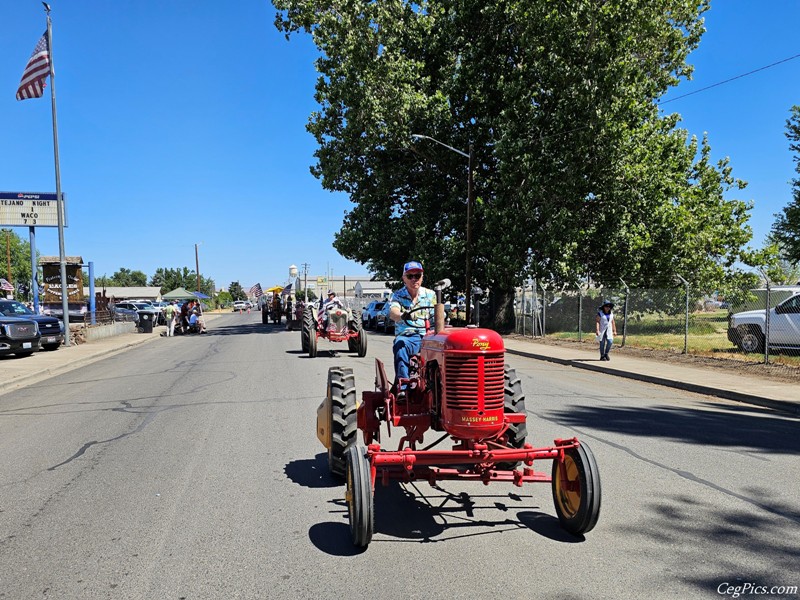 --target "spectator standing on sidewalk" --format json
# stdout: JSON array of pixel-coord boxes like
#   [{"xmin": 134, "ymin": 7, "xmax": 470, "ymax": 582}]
[
  {"xmin": 596, "ymin": 300, "xmax": 617, "ymax": 361},
  {"xmin": 164, "ymin": 301, "xmax": 177, "ymax": 336}
]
